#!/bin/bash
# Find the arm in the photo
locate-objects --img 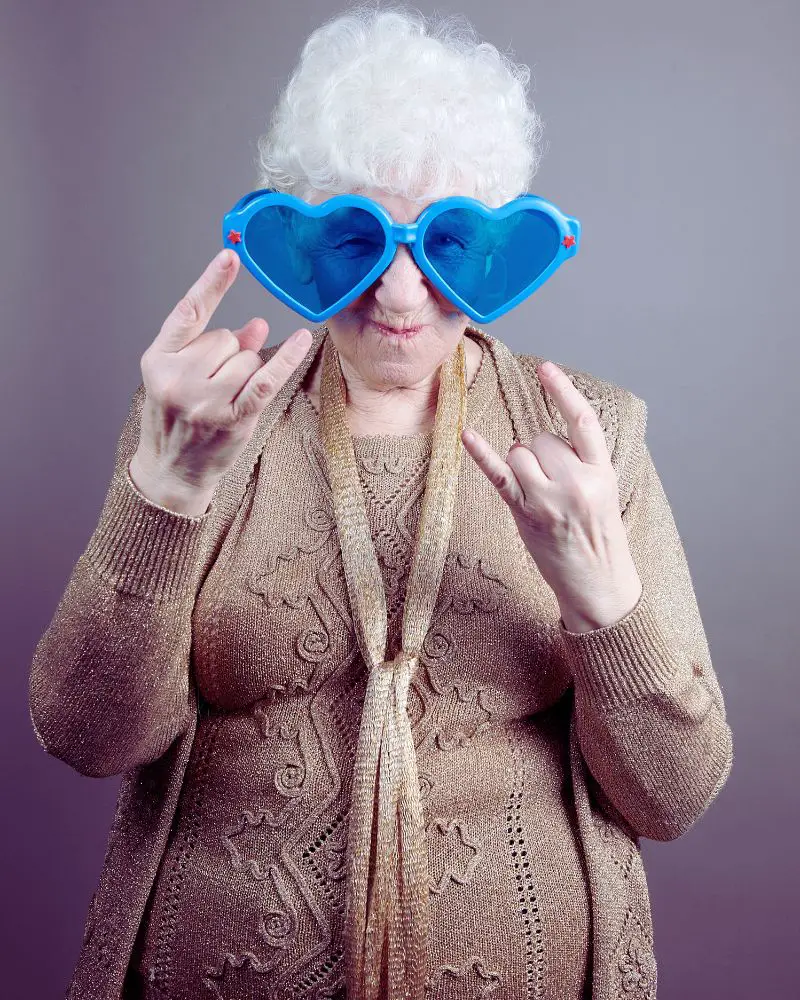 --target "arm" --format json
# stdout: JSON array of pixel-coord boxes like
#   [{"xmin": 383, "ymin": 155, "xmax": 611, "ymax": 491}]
[
  {"xmin": 29, "ymin": 382, "xmax": 215, "ymax": 778},
  {"xmin": 559, "ymin": 394, "xmax": 734, "ymax": 841}
]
